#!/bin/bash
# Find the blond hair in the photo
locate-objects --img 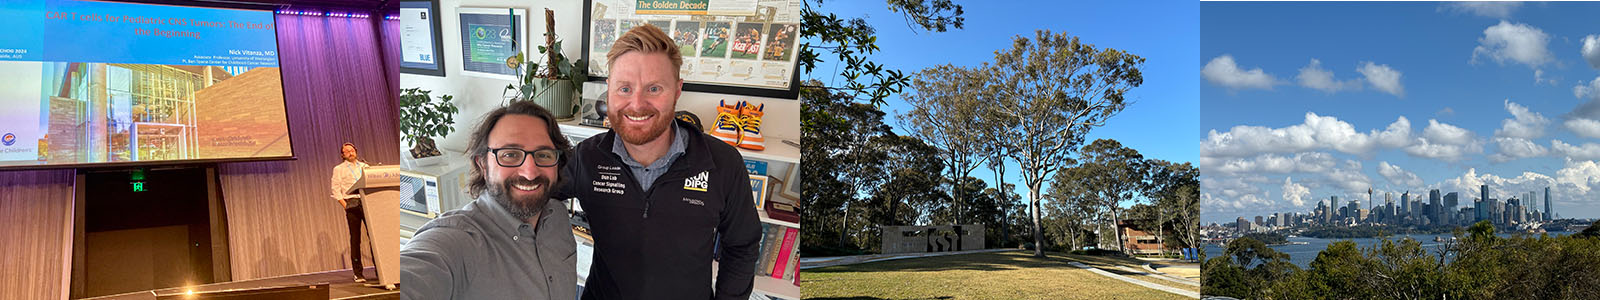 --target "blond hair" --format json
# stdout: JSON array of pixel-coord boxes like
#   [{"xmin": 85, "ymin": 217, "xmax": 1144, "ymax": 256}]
[{"xmin": 606, "ymin": 24, "xmax": 682, "ymax": 76}]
